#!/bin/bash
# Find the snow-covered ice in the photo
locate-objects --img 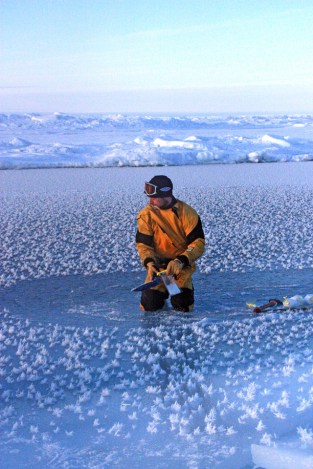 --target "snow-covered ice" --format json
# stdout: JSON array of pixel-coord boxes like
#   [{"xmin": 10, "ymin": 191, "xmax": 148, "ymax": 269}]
[
  {"xmin": 1, "ymin": 113, "xmax": 313, "ymax": 168},
  {"xmin": 1, "ymin": 116, "xmax": 313, "ymax": 468}
]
